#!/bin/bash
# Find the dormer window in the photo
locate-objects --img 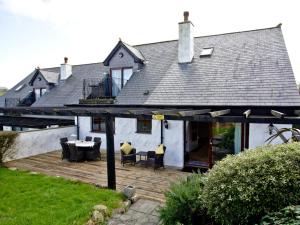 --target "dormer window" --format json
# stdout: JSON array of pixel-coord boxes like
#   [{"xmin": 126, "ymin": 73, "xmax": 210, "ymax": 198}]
[{"xmin": 111, "ymin": 68, "xmax": 133, "ymax": 96}]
